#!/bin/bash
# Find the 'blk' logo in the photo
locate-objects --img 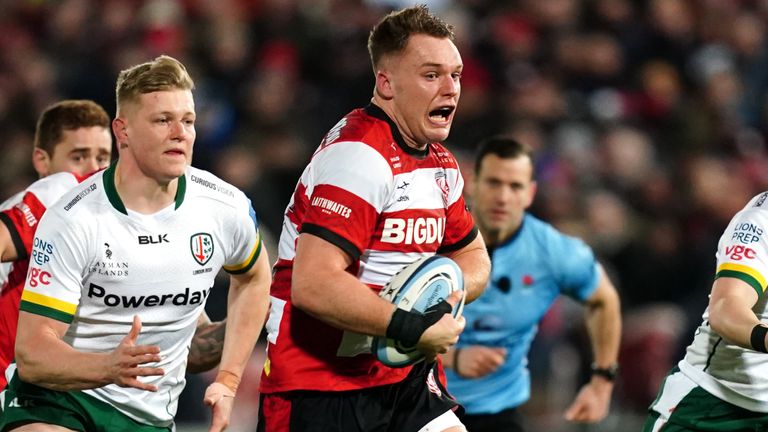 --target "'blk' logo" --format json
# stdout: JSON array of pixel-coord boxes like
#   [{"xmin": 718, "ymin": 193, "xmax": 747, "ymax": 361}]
[{"xmin": 190, "ymin": 233, "xmax": 214, "ymax": 266}]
